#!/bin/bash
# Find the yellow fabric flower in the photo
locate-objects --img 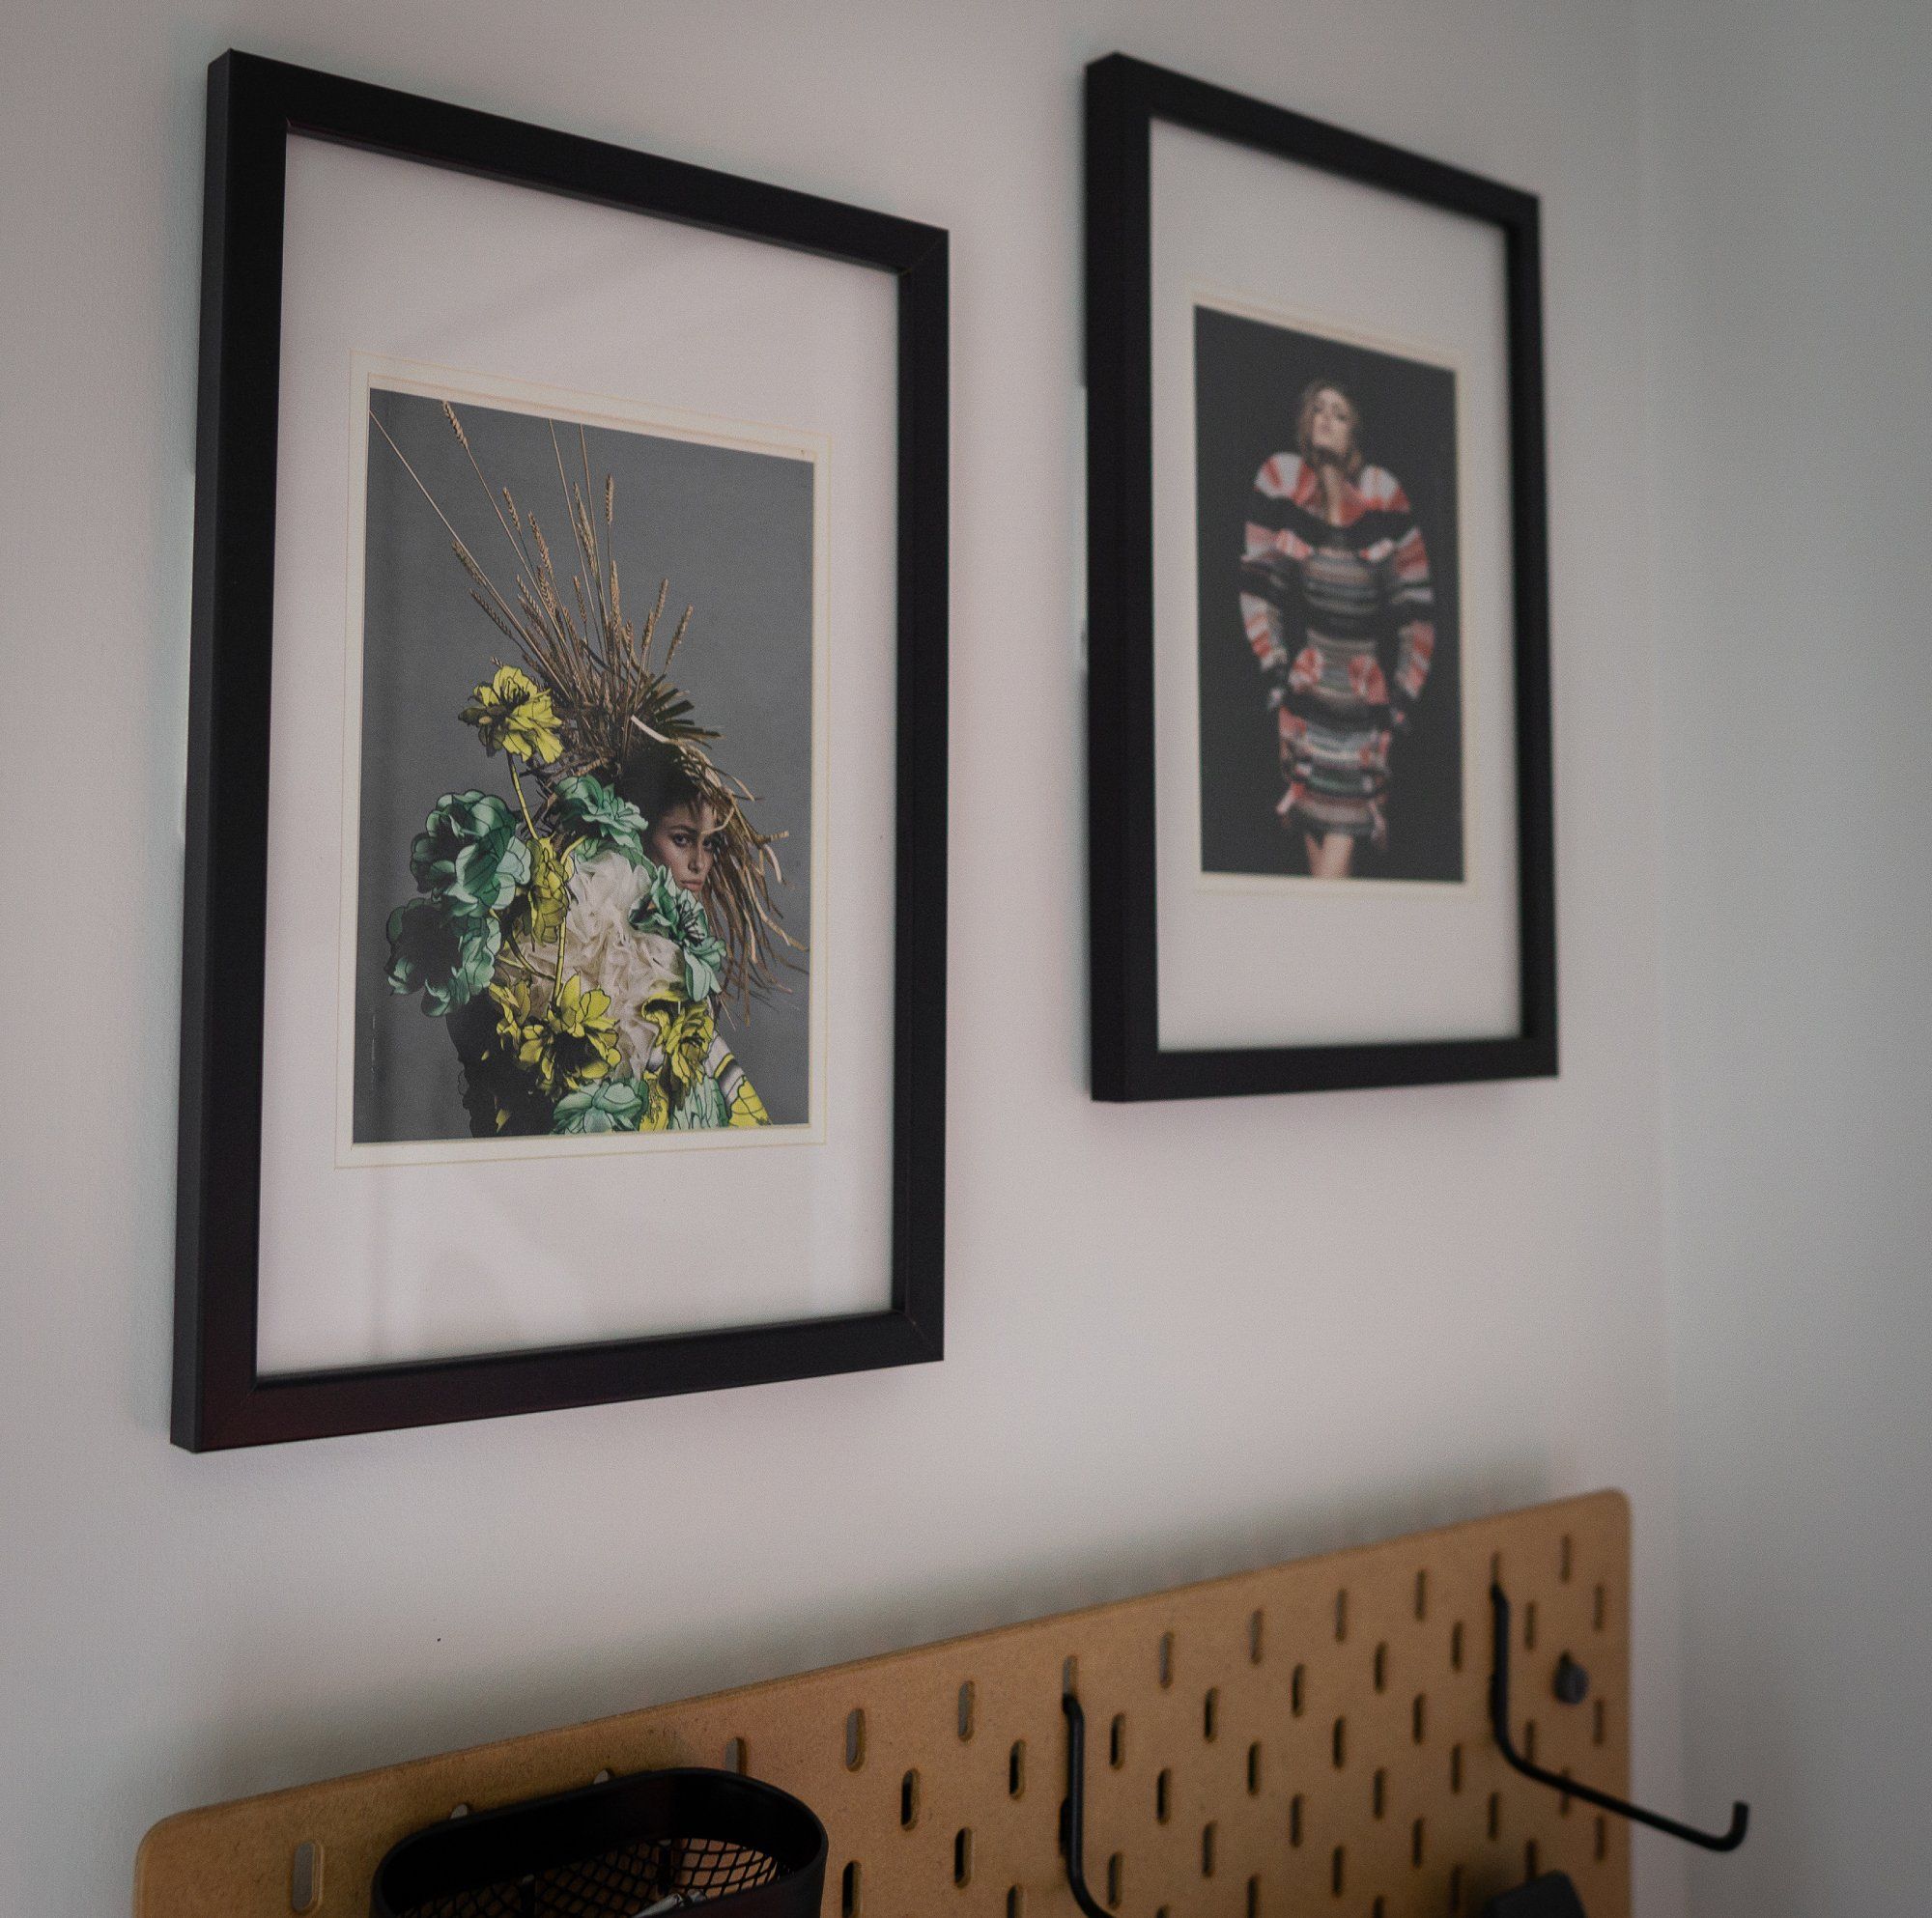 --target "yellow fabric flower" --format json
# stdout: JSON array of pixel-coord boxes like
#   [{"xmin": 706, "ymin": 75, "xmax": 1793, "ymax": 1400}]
[
  {"xmin": 487, "ymin": 981, "xmax": 541, "ymax": 1058},
  {"xmin": 515, "ymin": 973, "xmax": 621, "ymax": 1092},
  {"xmin": 727, "ymin": 1074, "xmax": 770, "ymax": 1127},
  {"xmin": 461, "ymin": 664, "xmax": 562, "ymax": 765},
  {"xmin": 642, "ymin": 996, "xmax": 716, "ymax": 1097},
  {"xmin": 521, "ymin": 836, "xmax": 574, "ymax": 945}
]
